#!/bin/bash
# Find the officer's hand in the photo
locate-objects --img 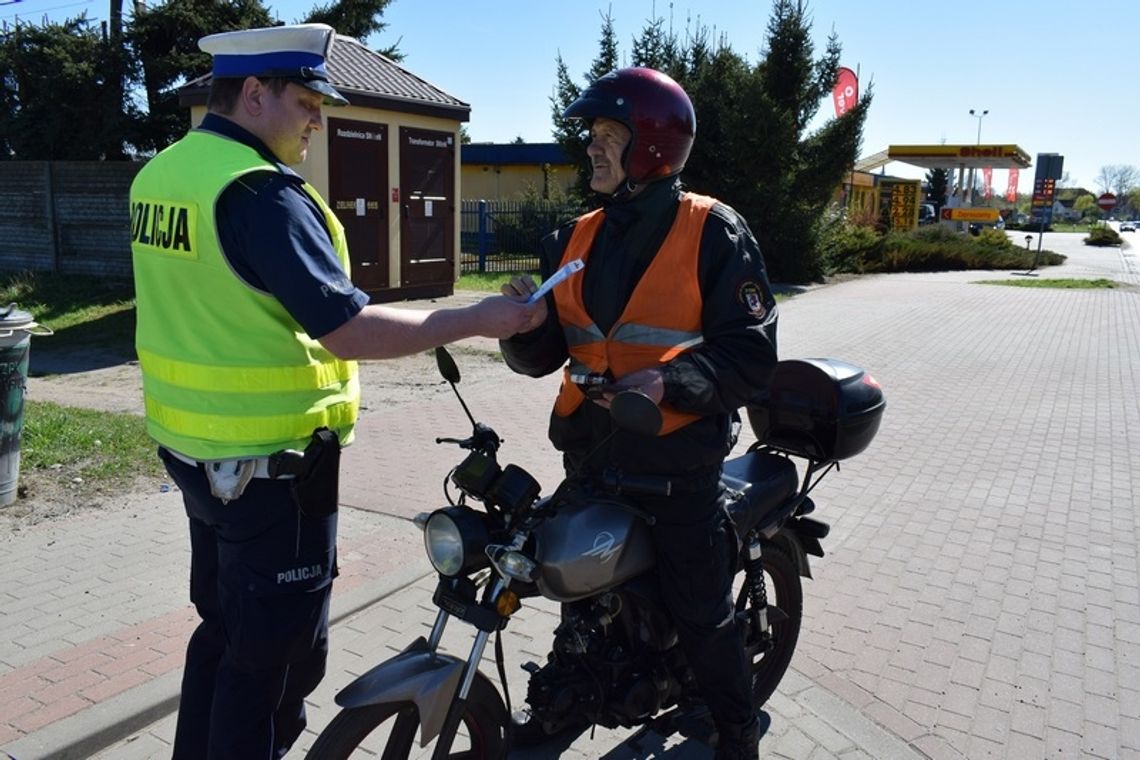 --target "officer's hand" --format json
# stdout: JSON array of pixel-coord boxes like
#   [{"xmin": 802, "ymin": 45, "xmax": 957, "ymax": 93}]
[{"xmin": 472, "ymin": 294, "xmax": 545, "ymax": 339}]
